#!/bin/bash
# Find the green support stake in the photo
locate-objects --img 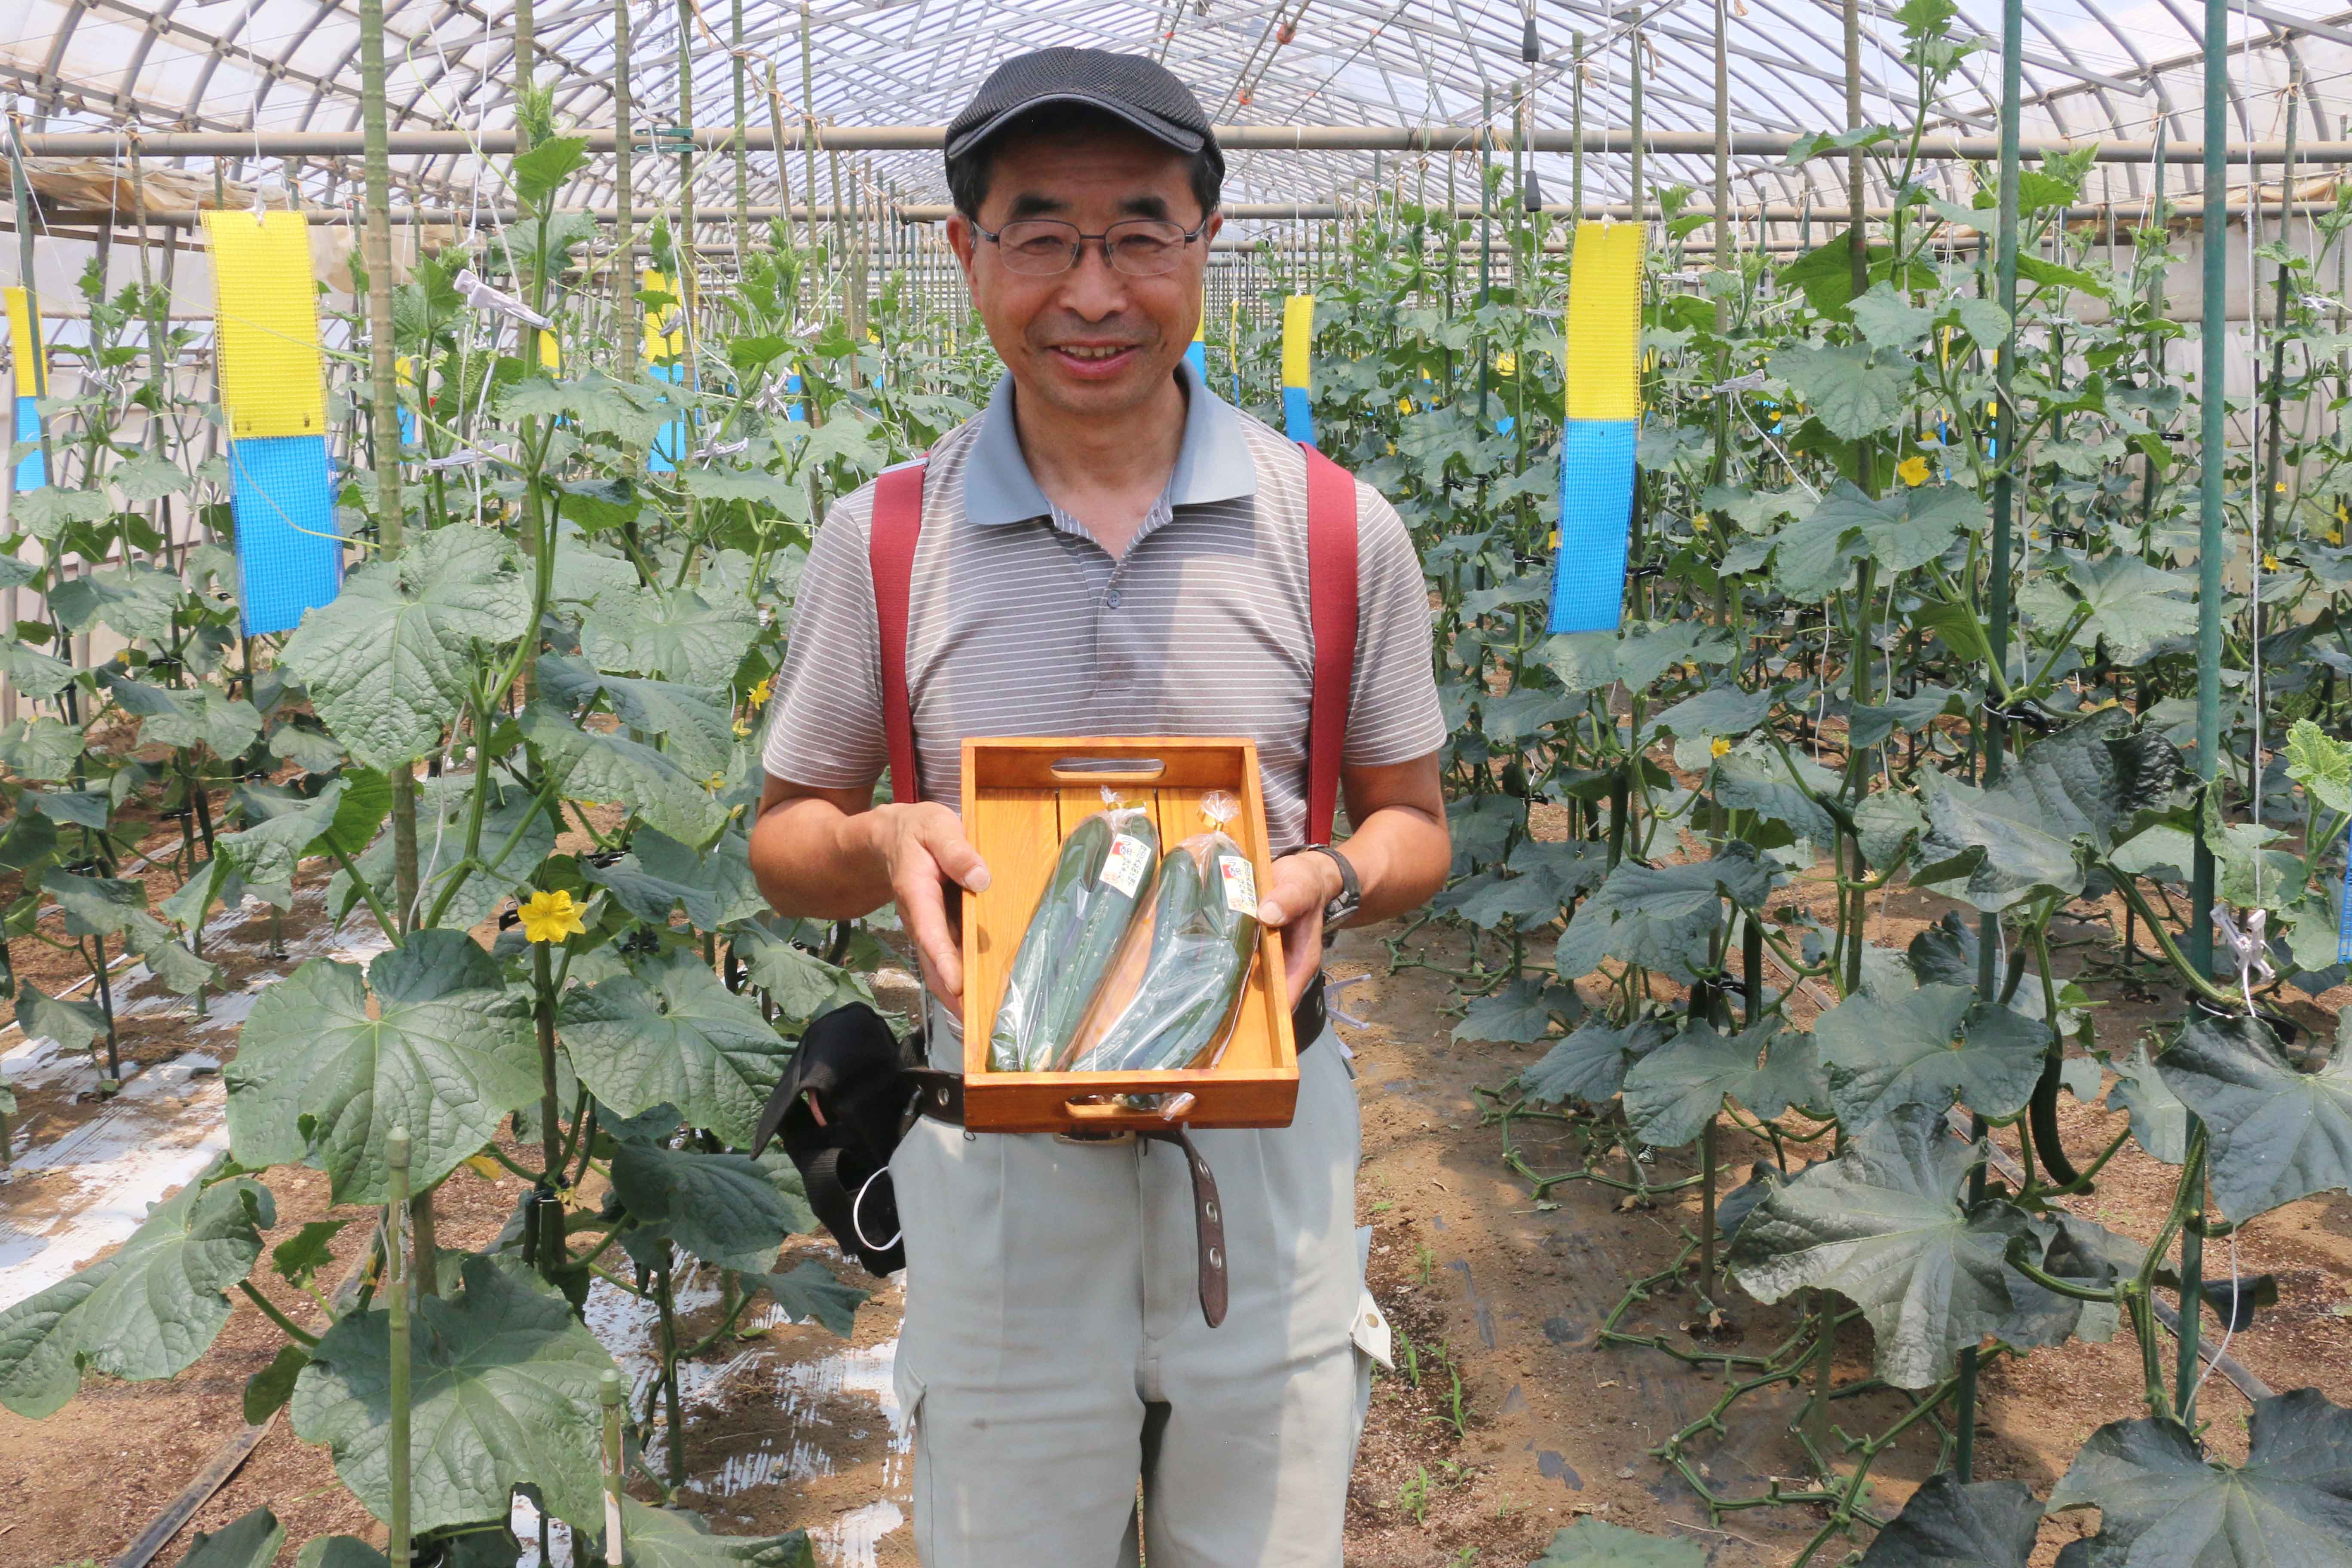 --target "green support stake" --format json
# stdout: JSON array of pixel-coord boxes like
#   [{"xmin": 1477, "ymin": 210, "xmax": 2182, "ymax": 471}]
[
  {"xmin": 601, "ymin": 1367, "xmax": 626, "ymax": 1564},
  {"xmin": 2180, "ymin": 0, "xmax": 2234, "ymax": 1424},
  {"xmin": 386, "ymin": 1126, "xmax": 413, "ymax": 1567}
]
